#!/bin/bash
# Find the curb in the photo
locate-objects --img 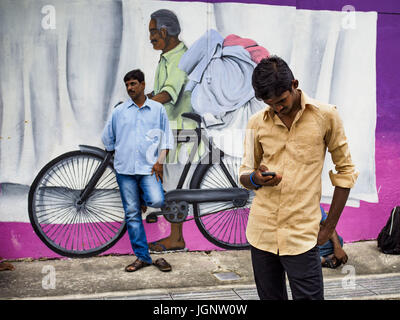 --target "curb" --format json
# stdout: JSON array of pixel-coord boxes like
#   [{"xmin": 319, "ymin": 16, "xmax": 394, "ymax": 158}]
[{"xmin": 6, "ymin": 273, "xmax": 400, "ymax": 300}]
